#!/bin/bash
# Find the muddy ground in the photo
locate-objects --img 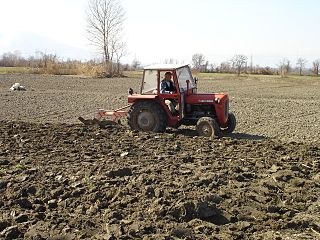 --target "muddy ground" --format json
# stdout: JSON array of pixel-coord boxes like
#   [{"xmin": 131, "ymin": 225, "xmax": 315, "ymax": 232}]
[{"xmin": 0, "ymin": 74, "xmax": 319, "ymax": 239}]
